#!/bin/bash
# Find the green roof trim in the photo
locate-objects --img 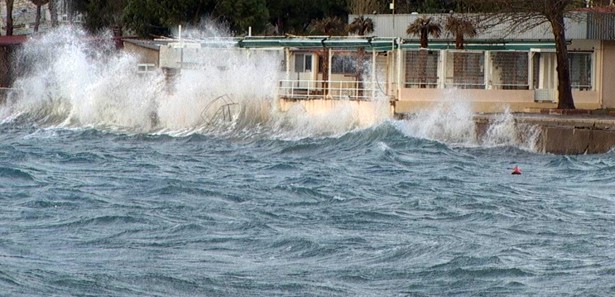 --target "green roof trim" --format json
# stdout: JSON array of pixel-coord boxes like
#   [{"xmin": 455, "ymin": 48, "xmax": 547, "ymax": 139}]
[
  {"xmin": 400, "ymin": 41, "xmax": 556, "ymax": 51},
  {"xmin": 163, "ymin": 37, "xmax": 555, "ymax": 51},
  {"xmin": 238, "ymin": 37, "xmax": 399, "ymax": 51}
]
